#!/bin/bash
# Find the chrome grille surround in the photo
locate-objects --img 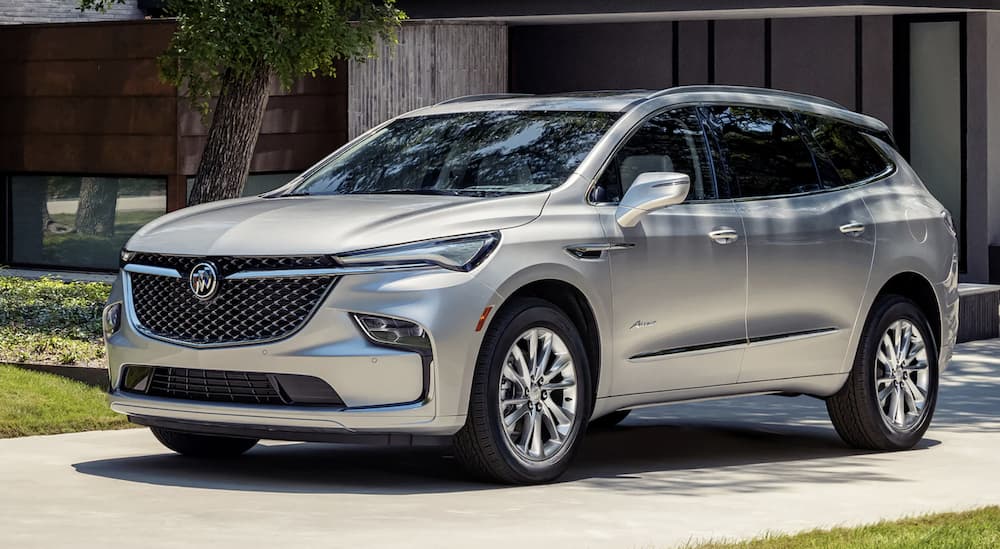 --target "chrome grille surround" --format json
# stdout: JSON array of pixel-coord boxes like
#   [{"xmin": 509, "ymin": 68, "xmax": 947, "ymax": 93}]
[{"xmin": 124, "ymin": 254, "xmax": 337, "ymax": 348}]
